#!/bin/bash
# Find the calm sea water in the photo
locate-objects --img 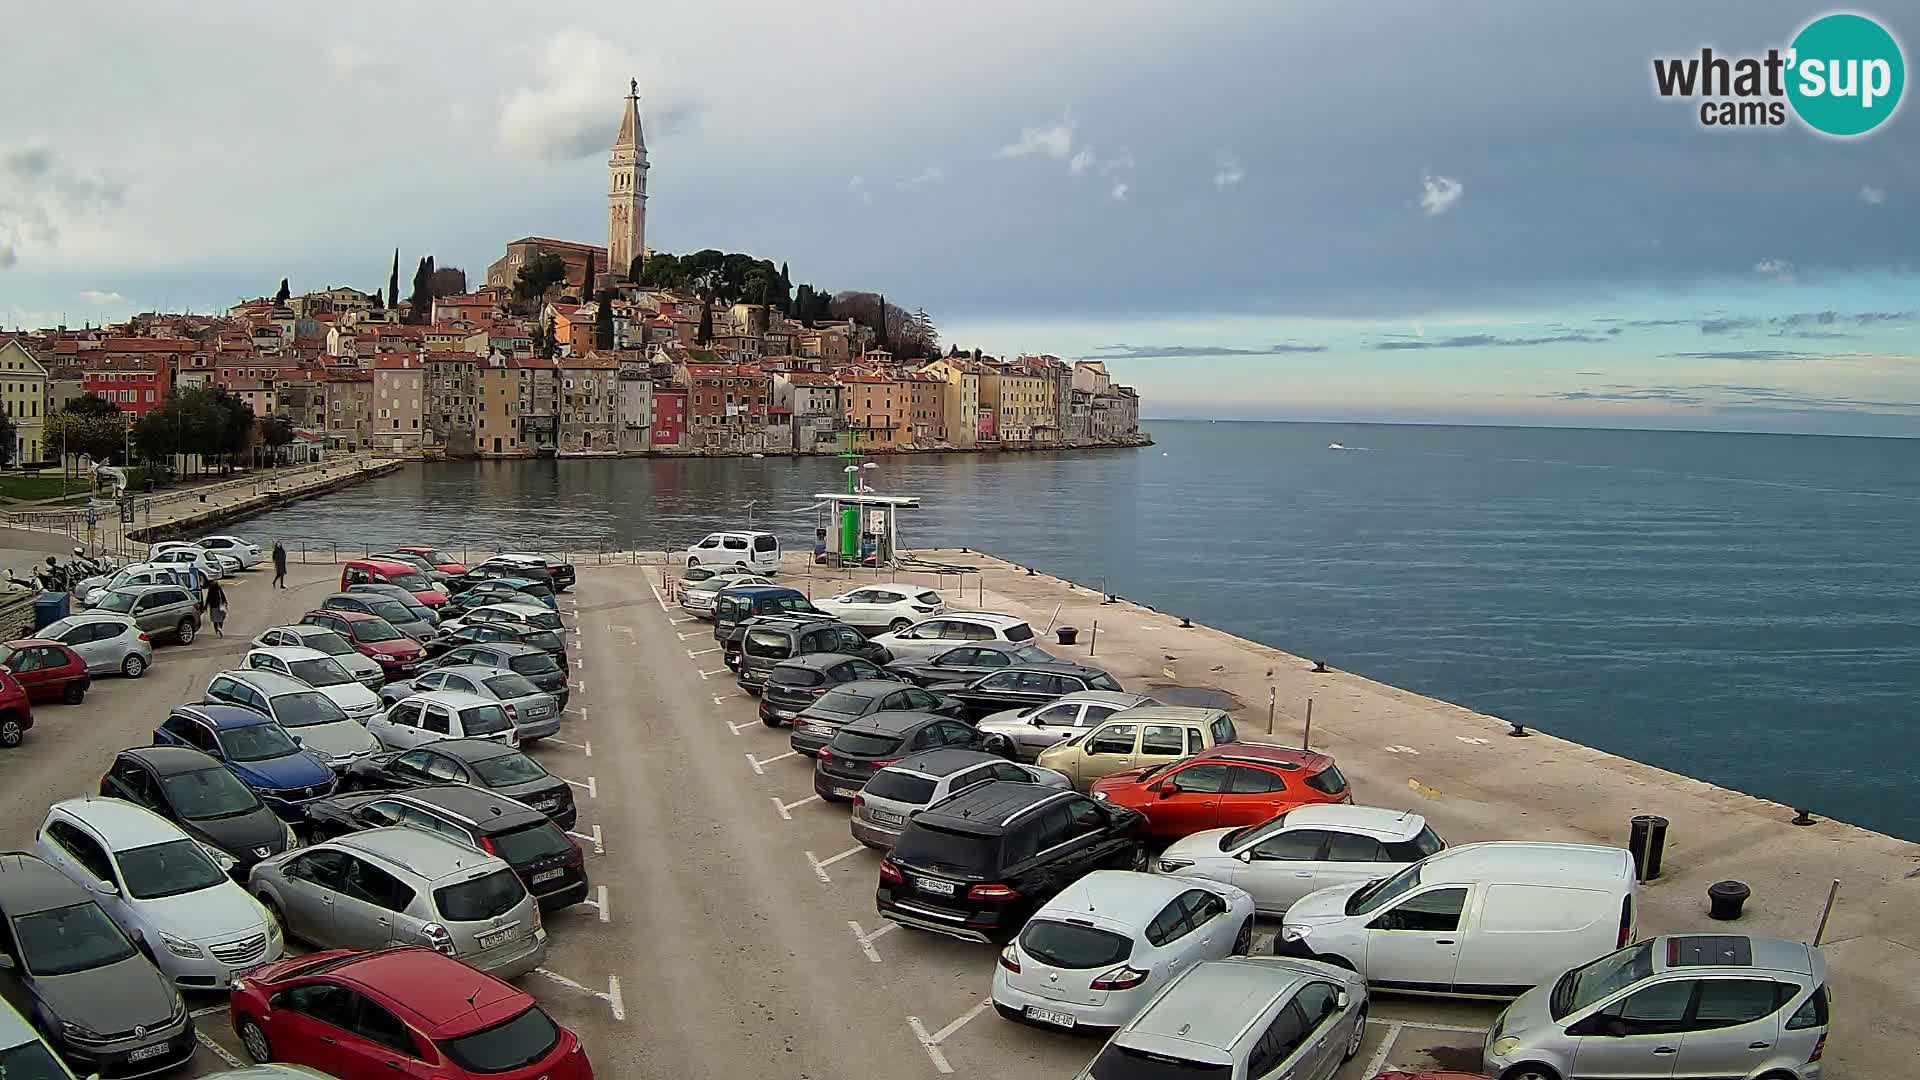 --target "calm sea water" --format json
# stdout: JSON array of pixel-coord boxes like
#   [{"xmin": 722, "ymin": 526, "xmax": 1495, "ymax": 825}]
[{"xmin": 248, "ymin": 422, "xmax": 1920, "ymax": 839}]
